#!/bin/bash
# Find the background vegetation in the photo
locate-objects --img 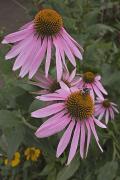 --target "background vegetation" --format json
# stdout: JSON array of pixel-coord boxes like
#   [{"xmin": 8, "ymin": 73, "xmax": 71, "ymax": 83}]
[{"xmin": 0, "ymin": 0, "xmax": 120, "ymax": 179}]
